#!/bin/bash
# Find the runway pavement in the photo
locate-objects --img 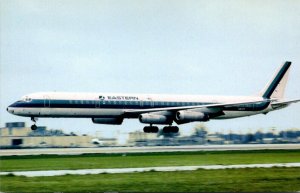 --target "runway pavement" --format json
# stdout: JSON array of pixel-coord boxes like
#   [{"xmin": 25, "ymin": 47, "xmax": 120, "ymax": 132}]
[
  {"xmin": 1, "ymin": 144, "xmax": 299, "ymax": 156},
  {"xmin": 1, "ymin": 163, "xmax": 300, "ymax": 177}
]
